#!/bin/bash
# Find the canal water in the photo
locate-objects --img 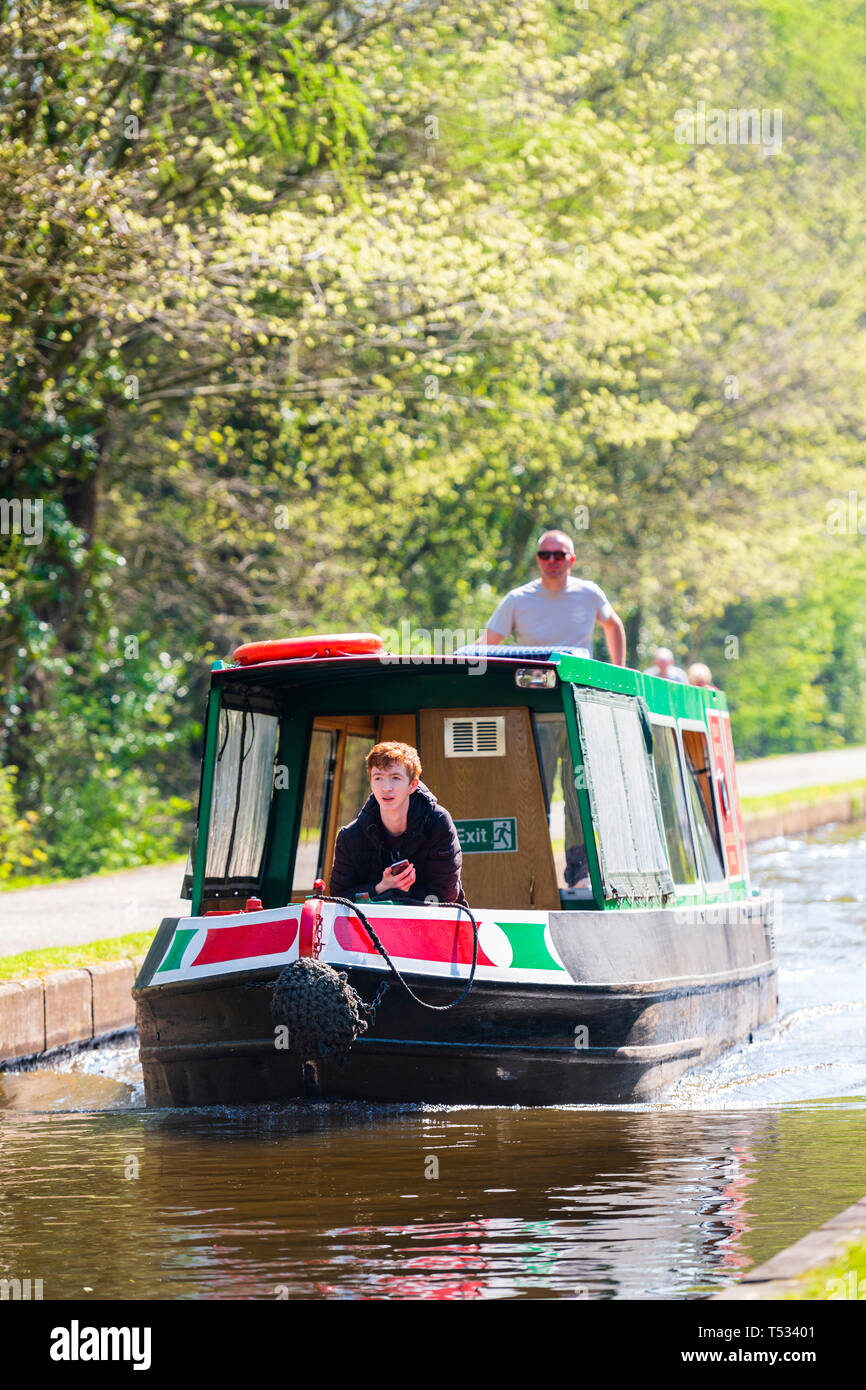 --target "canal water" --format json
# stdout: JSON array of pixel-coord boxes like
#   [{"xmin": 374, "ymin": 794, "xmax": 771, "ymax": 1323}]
[{"xmin": 1, "ymin": 823, "xmax": 865, "ymax": 1300}]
